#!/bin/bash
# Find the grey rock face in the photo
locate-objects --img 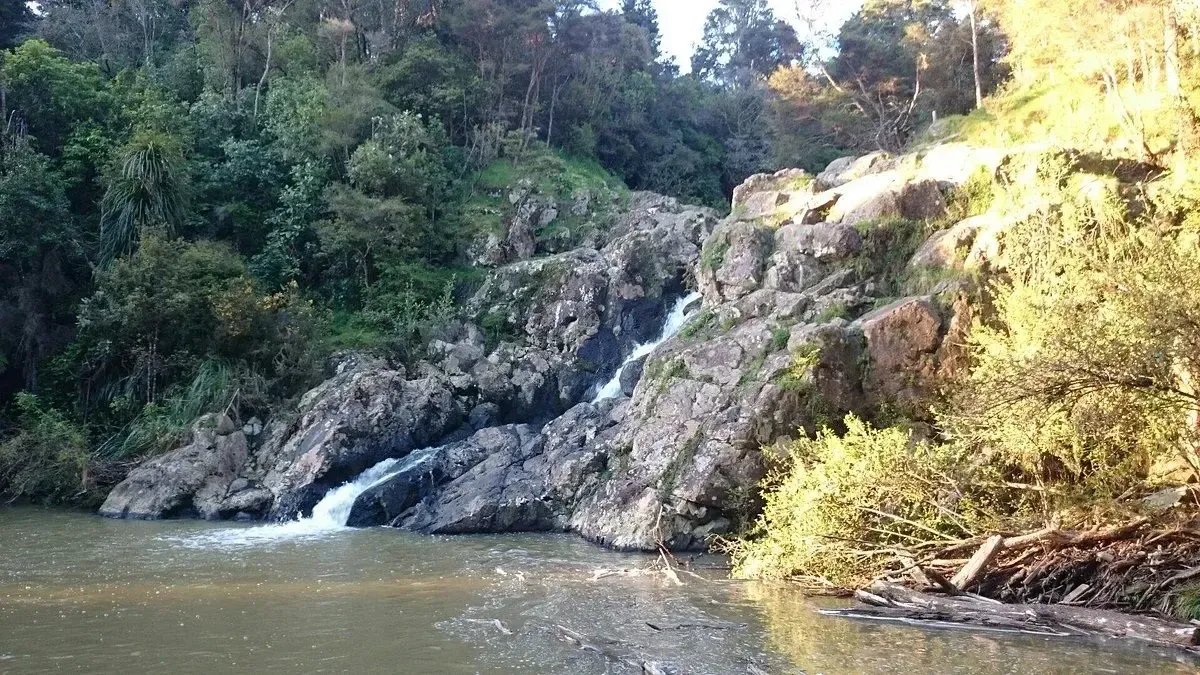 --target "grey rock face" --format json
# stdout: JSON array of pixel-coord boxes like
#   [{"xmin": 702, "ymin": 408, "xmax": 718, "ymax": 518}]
[
  {"xmin": 100, "ymin": 414, "xmax": 248, "ymax": 520},
  {"xmin": 104, "ymin": 147, "xmax": 998, "ymax": 550},
  {"xmin": 254, "ymin": 357, "xmax": 463, "ymax": 520}
]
